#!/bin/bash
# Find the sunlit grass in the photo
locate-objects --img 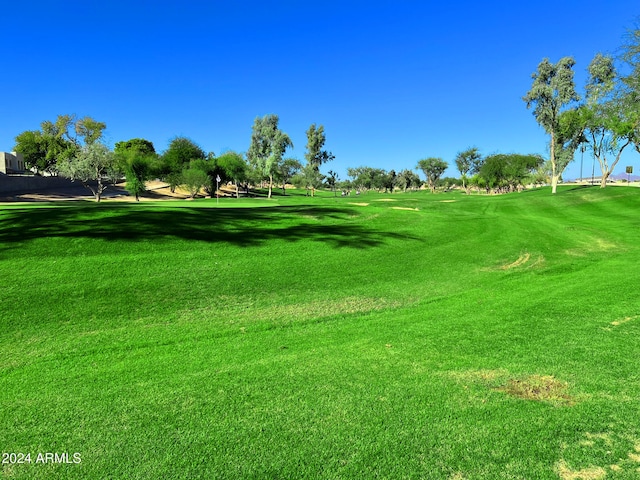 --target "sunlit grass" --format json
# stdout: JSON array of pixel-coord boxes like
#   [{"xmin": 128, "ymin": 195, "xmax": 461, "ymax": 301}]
[{"xmin": 1, "ymin": 186, "xmax": 640, "ymax": 478}]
